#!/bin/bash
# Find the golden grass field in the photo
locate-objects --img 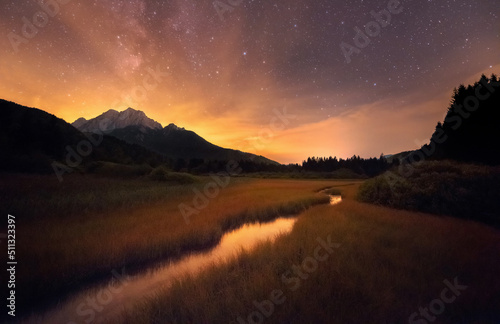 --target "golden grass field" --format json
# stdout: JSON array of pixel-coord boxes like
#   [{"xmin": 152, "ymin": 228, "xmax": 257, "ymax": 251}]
[
  {"xmin": 121, "ymin": 183, "xmax": 500, "ymax": 324},
  {"xmin": 0, "ymin": 174, "xmax": 344, "ymax": 316},
  {"xmin": 2, "ymin": 174, "xmax": 499, "ymax": 323}
]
